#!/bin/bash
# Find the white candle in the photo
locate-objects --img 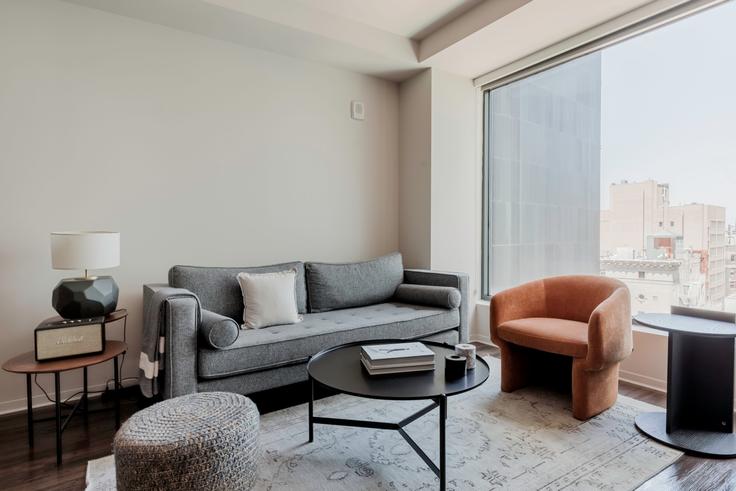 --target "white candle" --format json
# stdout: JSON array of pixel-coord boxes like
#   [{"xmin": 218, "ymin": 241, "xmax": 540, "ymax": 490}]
[{"xmin": 454, "ymin": 343, "xmax": 476, "ymax": 370}]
